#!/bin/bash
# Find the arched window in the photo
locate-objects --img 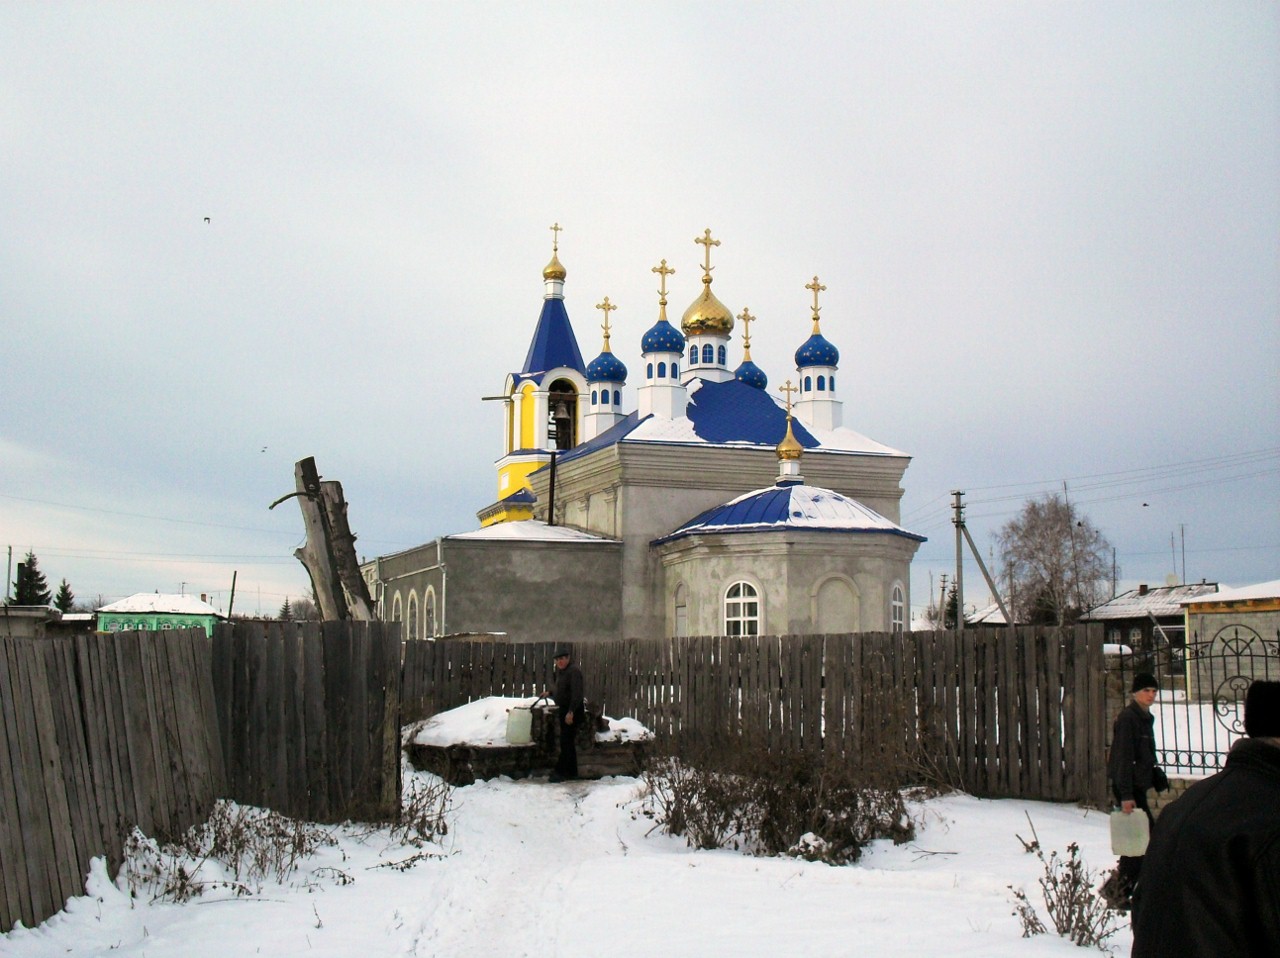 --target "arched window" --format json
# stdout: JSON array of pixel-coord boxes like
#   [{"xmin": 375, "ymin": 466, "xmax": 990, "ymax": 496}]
[
  {"xmin": 702, "ymin": 344, "xmax": 714, "ymax": 364},
  {"xmin": 717, "ymin": 345, "xmax": 726, "ymax": 365},
  {"xmin": 689, "ymin": 346, "xmax": 697, "ymax": 365},
  {"xmin": 803, "ymin": 375, "xmax": 812, "ymax": 392},
  {"xmin": 613, "ymin": 389, "xmax": 621, "ymax": 405},
  {"xmin": 817, "ymin": 375, "xmax": 826, "ymax": 391},
  {"xmin": 647, "ymin": 361, "xmax": 654, "ymax": 379},
  {"xmin": 672, "ymin": 363, "xmax": 679, "ymax": 379},
  {"xmin": 591, "ymin": 389, "xmax": 598, "ymax": 405},
  {"xmin": 407, "ymin": 592, "xmax": 419, "ymax": 640},
  {"xmin": 829, "ymin": 375, "xmax": 836, "ymax": 391},
  {"xmin": 391, "ymin": 592, "xmax": 403, "ymax": 623},
  {"xmin": 425, "ymin": 587, "xmax": 438, "ymax": 637},
  {"xmin": 724, "ymin": 581, "xmax": 760, "ymax": 636},
  {"xmin": 891, "ymin": 584, "xmax": 905, "ymax": 633},
  {"xmin": 656, "ymin": 361, "xmax": 665, "ymax": 378}
]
